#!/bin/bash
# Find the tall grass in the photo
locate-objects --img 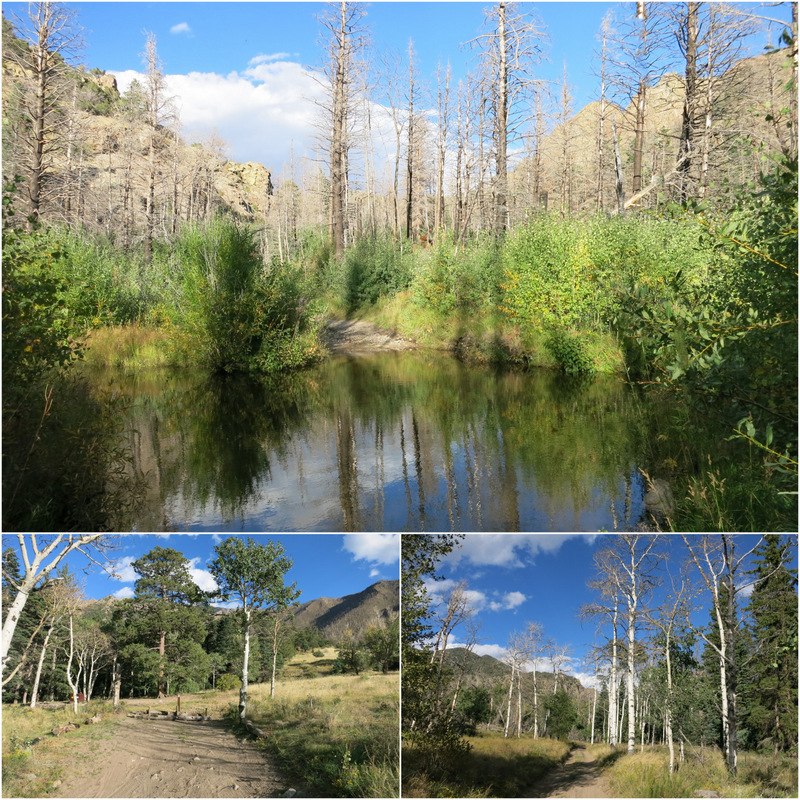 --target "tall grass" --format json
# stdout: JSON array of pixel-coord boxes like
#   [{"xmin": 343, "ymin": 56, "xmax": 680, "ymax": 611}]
[
  {"xmin": 607, "ymin": 746, "xmax": 799, "ymax": 798},
  {"xmin": 402, "ymin": 732, "xmax": 571, "ymax": 798},
  {"xmin": 238, "ymin": 671, "xmax": 399, "ymax": 798}
]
